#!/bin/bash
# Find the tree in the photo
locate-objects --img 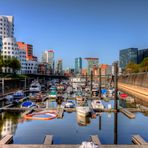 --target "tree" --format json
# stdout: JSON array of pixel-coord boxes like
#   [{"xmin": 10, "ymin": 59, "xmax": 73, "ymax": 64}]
[
  {"xmin": 125, "ymin": 62, "xmax": 139, "ymax": 73},
  {"xmin": 9, "ymin": 57, "xmax": 21, "ymax": 74},
  {"xmin": 140, "ymin": 57, "xmax": 148, "ymax": 72},
  {"xmin": 0, "ymin": 55, "xmax": 4, "ymax": 73}
]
